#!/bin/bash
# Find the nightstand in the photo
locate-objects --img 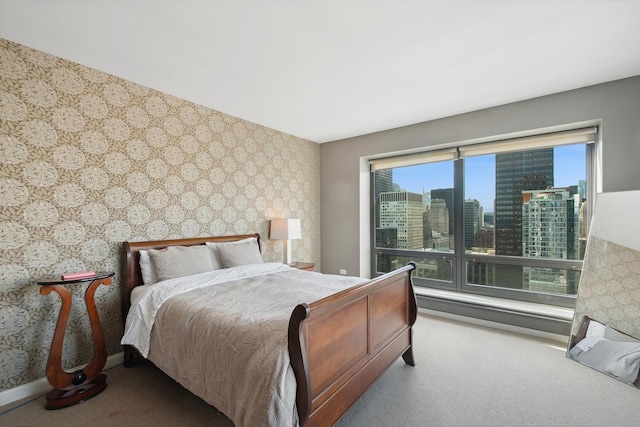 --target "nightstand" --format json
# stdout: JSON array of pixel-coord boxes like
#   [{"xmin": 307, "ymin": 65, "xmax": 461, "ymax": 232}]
[
  {"xmin": 38, "ymin": 271, "xmax": 114, "ymax": 410},
  {"xmin": 289, "ymin": 262, "xmax": 315, "ymax": 271}
]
